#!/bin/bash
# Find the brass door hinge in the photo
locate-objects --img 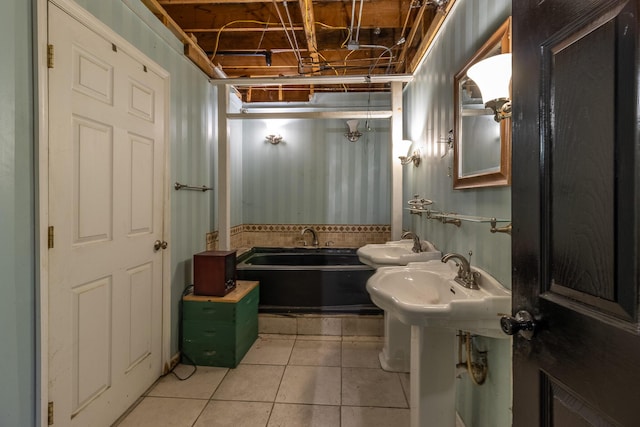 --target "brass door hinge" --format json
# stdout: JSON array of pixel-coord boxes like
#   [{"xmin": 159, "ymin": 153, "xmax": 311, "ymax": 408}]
[
  {"xmin": 47, "ymin": 44, "xmax": 54, "ymax": 69},
  {"xmin": 48, "ymin": 401, "xmax": 54, "ymax": 425},
  {"xmin": 48, "ymin": 226, "xmax": 54, "ymax": 249}
]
